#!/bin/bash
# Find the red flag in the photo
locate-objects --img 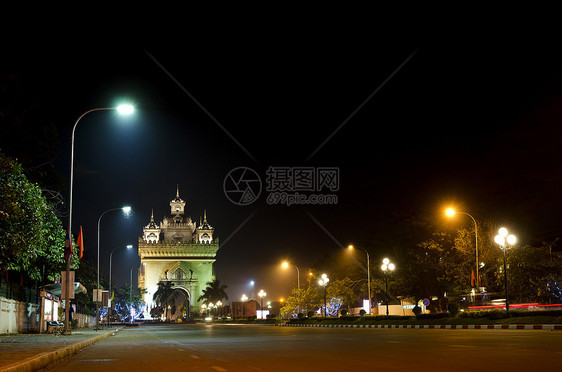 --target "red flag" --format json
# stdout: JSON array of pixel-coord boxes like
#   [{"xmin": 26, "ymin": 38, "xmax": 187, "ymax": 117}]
[
  {"xmin": 471, "ymin": 270, "xmax": 475, "ymax": 287},
  {"xmin": 76, "ymin": 226, "xmax": 84, "ymax": 260},
  {"xmin": 64, "ymin": 228, "xmax": 73, "ymax": 260}
]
